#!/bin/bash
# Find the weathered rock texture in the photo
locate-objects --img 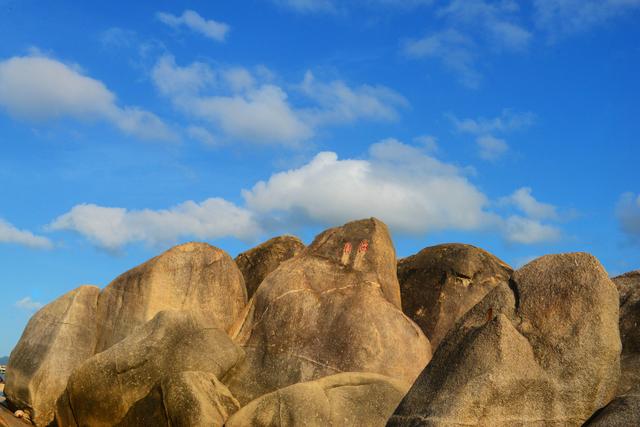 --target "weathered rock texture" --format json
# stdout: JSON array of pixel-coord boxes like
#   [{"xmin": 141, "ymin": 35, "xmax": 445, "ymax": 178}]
[
  {"xmin": 227, "ymin": 218, "xmax": 431, "ymax": 404},
  {"xmin": 389, "ymin": 253, "xmax": 621, "ymax": 427},
  {"xmin": 612, "ymin": 270, "xmax": 640, "ymax": 394},
  {"xmin": 95, "ymin": 242, "xmax": 246, "ymax": 352},
  {"xmin": 397, "ymin": 243, "xmax": 512, "ymax": 349},
  {"xmin": 235, "ymin": 235, "xmax": 305, "ymax": 298},
  {"xmin": 57, "ymin": 310, "xmax": 243, "ymax": 427},
  {"xmin": 226, "ymin": 372, "xmax": 408, "ymax": 427},
  {"xmin": 4, "ymin": 285, "xmax": 100, "ymax": 427},
  {"xmin": 584, "ymin": 385, "xmax": 640, "ymax": 426}
]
